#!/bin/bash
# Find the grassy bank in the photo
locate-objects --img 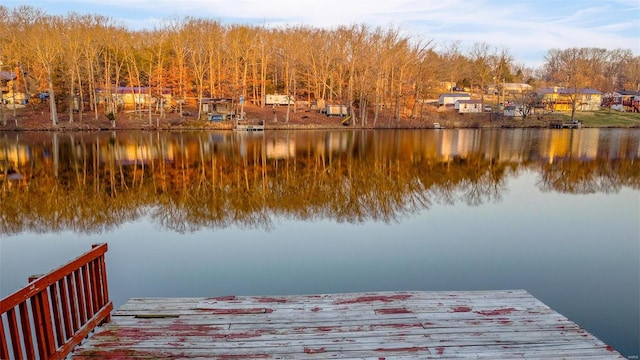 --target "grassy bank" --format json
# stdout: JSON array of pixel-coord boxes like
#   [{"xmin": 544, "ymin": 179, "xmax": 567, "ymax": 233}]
[{"xmin": 573, "ymin": 109, "xmax": 640, "ymax": 127}]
